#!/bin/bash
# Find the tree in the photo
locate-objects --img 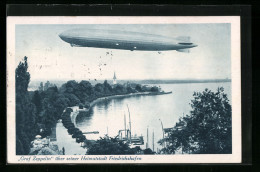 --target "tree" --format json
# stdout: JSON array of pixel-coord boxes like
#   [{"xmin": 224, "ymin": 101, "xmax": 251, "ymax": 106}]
[
  {"xmin": 39, "ymin": 90, "xmax": 70, "ymax": 137},
  {"xmin": 135, "ymin": 84, "xmax": 143, "ymax": 92},
  {"xmin": 79, "ymin": 103, "xmax": 84, "ymax": 109},
  {"xmin": 103, "ymin": 80, "xmax": 113, "ymax": 94},
  {"xmin": 53, "ymin": 94, "xmax": 70, "ymax": 118},
  {"xmin": 44, "ymin": 81, "xmax": 51, "ymax": 91},
  {"xmin": 16, "ymin": 56, "xmax": 37, "ymax": 155},
  {"xmin": 113, "ymin": 84, "xmax": 126, "ymax": 94},
  {"xmin": 87, "ymin": 137, "xmax": 137, "ymax": 155},
  {"xmin": 38, "ymin": 82, "xmax": 44, "ymax": 92},
  {"xmin": 151, "ymin": 86, "xmax": 159, "ymax": 92},
  {"xmin": 32, "ymin": 90, "xmax": 42, "ymax": 115},
  {"xmin": 16, "ymin": 56, "xmax": 30, "ymax": 96},
  {"xmin": 84, "ymin": 101, "xmax": 90, "ymax": 109},
  {"xmin": 127, "ymin": 86, "xmax": 135, "ymax": 93},
  {"xmin": 63, "ymin": 93, "xmax": 81, "ymax": 107},
  {"xmin": 76, "ymin": 81, "xmax": 94, "ymax": 102},
  {"xmin": 61, "ymin": 80, "xmax": 78, "ymax": 93},
  {"xmin": 160, "ymin": 87, "xmax": 232, "ymax": 154},
  {"xmin": 94, "ymin": 83, "xmax": 104, "ymax": 93}
]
